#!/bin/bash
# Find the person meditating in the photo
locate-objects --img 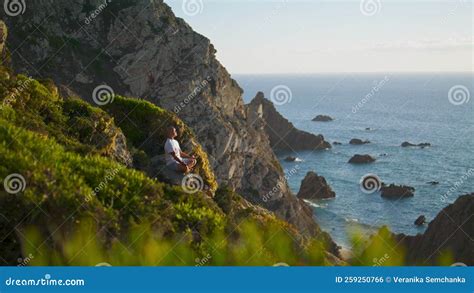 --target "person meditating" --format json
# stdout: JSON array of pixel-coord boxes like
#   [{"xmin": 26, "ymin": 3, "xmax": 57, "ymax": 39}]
[{"xmin": 164, "ymin": 126, "xmax": 197, "ymax": 173}]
